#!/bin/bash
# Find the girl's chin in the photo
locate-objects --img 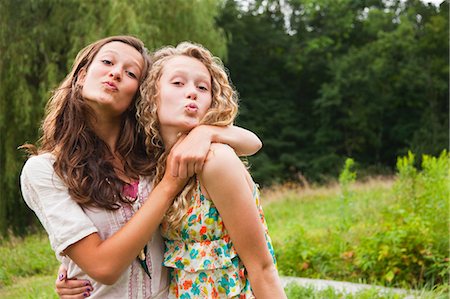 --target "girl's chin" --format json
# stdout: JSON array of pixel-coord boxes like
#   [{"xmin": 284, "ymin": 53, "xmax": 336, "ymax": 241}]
[{"xmin": 181, "ymin": 120, "xmax": 200, "ymax": 130}]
